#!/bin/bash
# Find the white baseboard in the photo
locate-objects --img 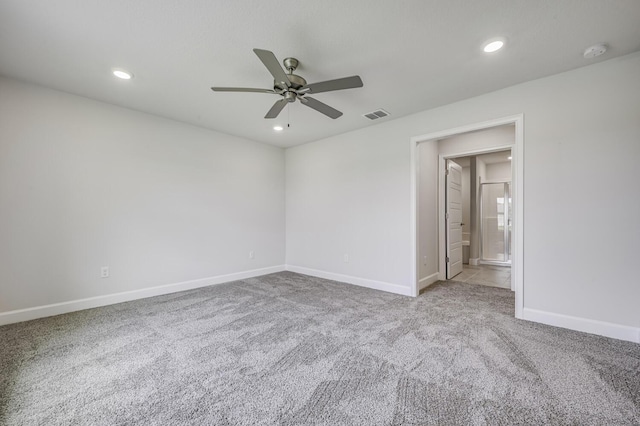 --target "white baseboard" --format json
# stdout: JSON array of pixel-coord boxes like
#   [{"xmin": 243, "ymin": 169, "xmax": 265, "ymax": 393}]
[
  {"xmin": 469, "ymin": 258, "xmax": 480, "ymax": 266},
  {"xmin": 285, "ymin": 265, "xmax": 413, "ymax": 297},
  {"xmin": 419, "ymin": 273, "xmax": 440, "ymax": 291},
  {"xmin": 522, "ymin": 307, "xmax": 640, "ymax": 344},
  {"xmin": 0, "ymin": 265, "xmax": 286, "ymax": 326}
]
